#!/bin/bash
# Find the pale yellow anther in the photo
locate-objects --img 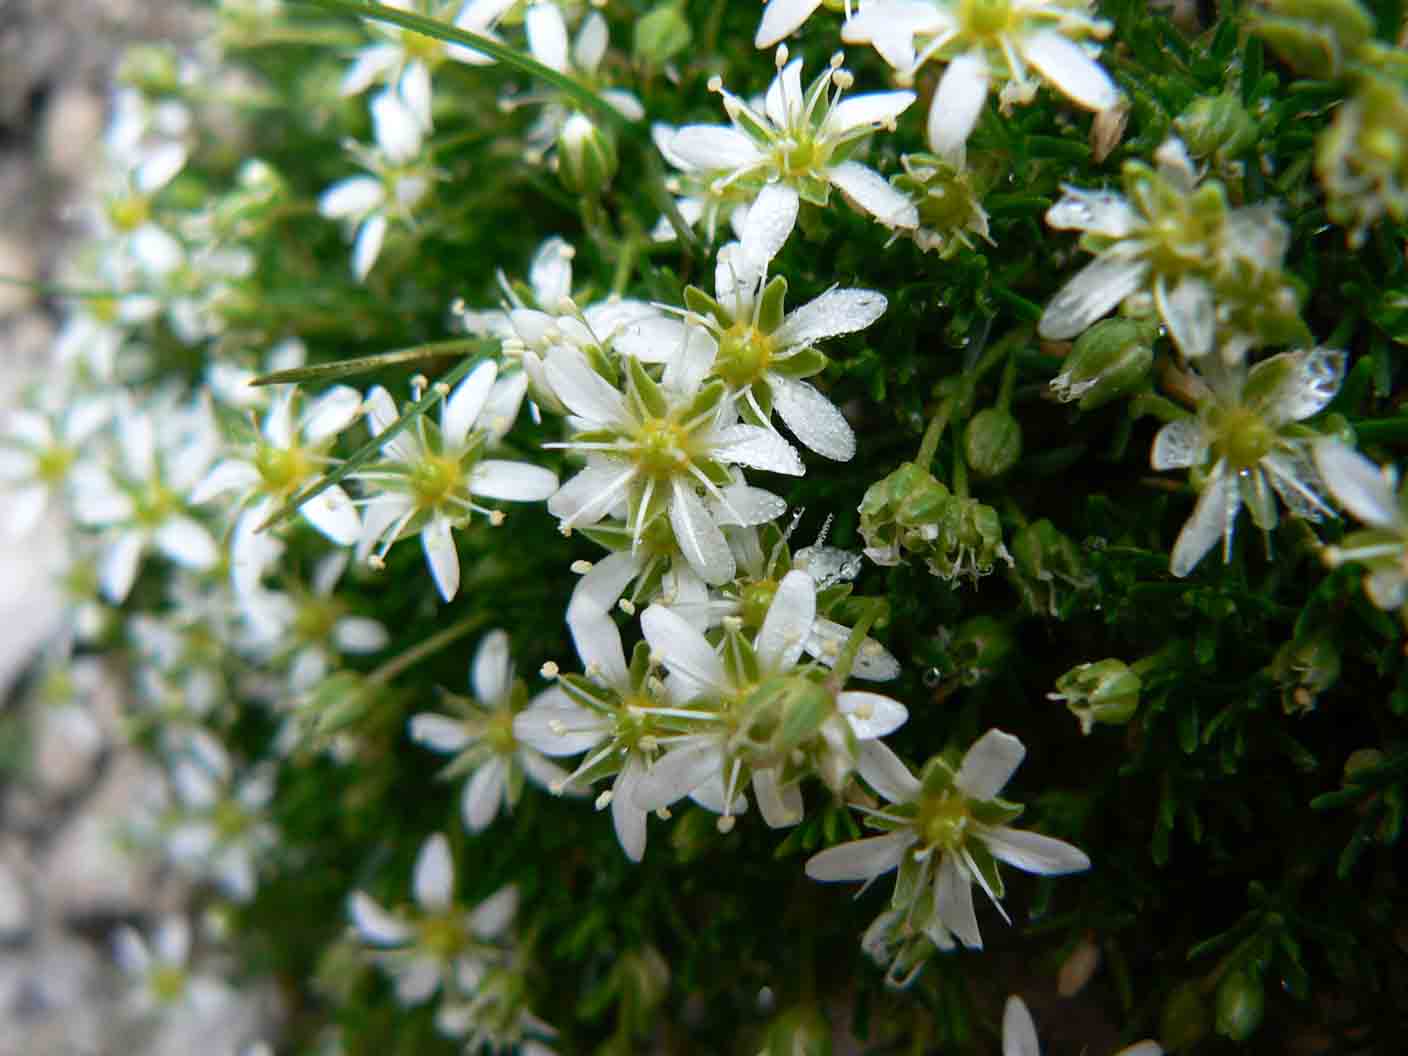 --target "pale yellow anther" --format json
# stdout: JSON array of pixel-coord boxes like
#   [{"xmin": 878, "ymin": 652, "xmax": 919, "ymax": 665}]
[
  {"xmin": 434, "ymin": 382, "xmax": 451, "ymax": 397},
  {"xmin": 775, "ymin": 44, "xmax": 789, "ymax": 69},
  {"xmin": 717, "ymin": 815, "xmax": 736, "ymax": 833},
  {"xmin": 489, "ymin": 510, "xmax": 506, "ymax": 526},
  {"xmin": 540, "ymin": 661, "xmax": 560, "ymax": 679},
  {"xmin": 595, "ymin": 789, "xmax": 613, "ymax": 810},
  {"xmin": 548, "ymin": 719, "xmax": 567, "ymax": 736},
  {"xmin": 367, "ymin": 555, "xmax": 386, "ymax": 571},
  {"xmin": 707, "ymin": 75, "xmax": 723, "ymax": 93},
  {"xmin": 618, "ymin": 598, "xmax": 636, "ymax": 615},
  {"xmin": 571, "ymin": 559, "xmax": 593, "ymax": 575}
]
